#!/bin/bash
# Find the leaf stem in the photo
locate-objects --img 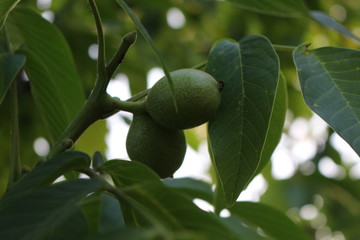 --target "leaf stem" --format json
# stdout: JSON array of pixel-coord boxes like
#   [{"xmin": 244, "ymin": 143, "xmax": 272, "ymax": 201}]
[
  {"xmin": 106, "ymin": 30, "xmax": 137, "ymax": 79},
  {"xmin": 48, "ymin": 1, "xmax": 139, "ymax": 158},
  {"xmin": 107, "ymin": 97, "xmax": 147, "ymax": 116},
  {"xmin": 89, "ymin": 0, "xmax": 107, "ymax": 81},
  {"xmin": 47, "ymin": 94, "xmax": 146, "ymax": 158},
  {"xmin": 272, "ymin": 44, "xmax": 296, "ymax": 52},
  {"xmin": 126, "ymin": 88, "xmax": 150, "ymax": 102}
]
